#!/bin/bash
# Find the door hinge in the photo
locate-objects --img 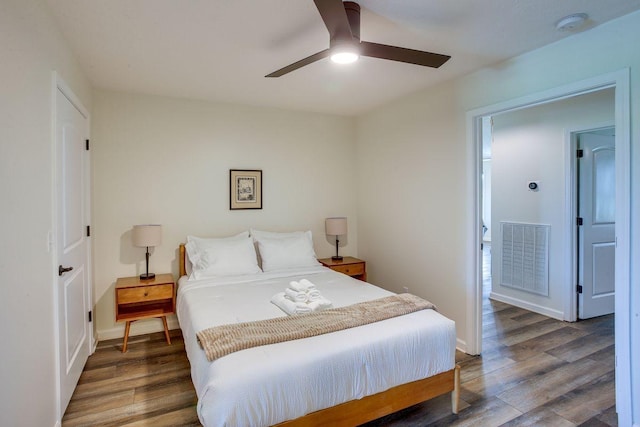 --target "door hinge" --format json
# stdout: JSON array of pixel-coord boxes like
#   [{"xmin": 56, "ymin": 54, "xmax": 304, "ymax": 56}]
[
  {"xmin": 577, "ymin": 217, "xmax": 583, "ymax": 226},
  {"xmin": 88, "ymin": 310, "xmax": 92, "ymax": 322},
  {"xmin": 86, "ymin": 225, "xmax": 91, "ymax": 237},
  {"xmin": 577, "ymin": 149, "xmax": 584, "ymax": 158},
  {"xmin": 85, "ymin": 139, "xmax": 90, "ymax": 150},
  {"xmin": 577, "ymin": 285, "xmax": 583, "ymax": 294}
]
